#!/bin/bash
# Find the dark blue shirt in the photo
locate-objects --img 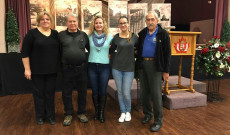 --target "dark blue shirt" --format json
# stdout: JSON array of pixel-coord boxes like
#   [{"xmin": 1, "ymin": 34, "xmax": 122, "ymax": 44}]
[{"xmin": 142, "ymin": 26, "xmax": 158, "ymax": 57}]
